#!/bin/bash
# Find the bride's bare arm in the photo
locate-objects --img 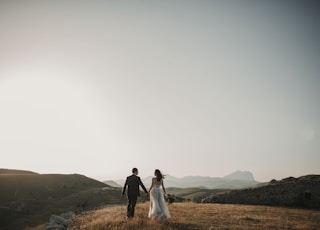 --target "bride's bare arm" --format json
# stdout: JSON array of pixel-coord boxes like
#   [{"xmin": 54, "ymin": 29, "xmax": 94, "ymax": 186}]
[
  {"xmin": 148, "ymin": 178, "xmax": 154, "ymax": 193},
  {"xmin": 161, "ymin": 180, "xmax": 166, "ymax": 194}
]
